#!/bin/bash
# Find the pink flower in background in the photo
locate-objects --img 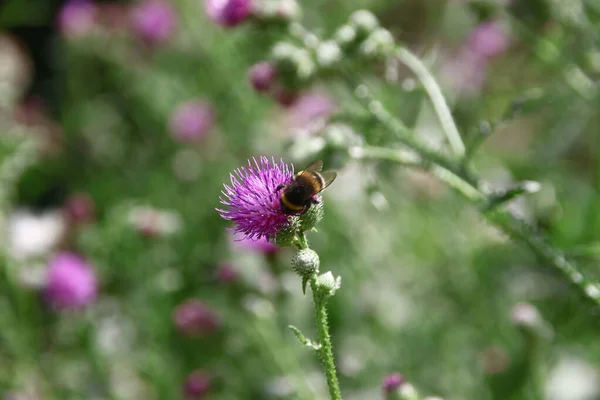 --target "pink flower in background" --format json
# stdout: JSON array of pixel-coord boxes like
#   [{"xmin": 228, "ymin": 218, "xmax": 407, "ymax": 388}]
[
  {"xmin": 285, "ymin": 90, "xmax": 336, "ymax": 128},
  {"xmin": 232, "ymin": 231, "xmax": 279, "ymax": 253},
  {"xmin": 131, "ymin": 1, "xmax": 177, "ymax": 45},
  {"xmin": 248, "ymin": 61, "xmax": 277, "ymax": 92},
  {"xmin": 64, "ymin": 192, "xmax": 96, "ymax": 224},
  {"xmin": 57, "ymin": 0, "xmax": 98, "ymax": 39},
  {"xmin": 441, "ymin": 48, "xmax": 488, "ymax": 95},
  {"xmin": 216, "ymin": 263, "xmax": 239, "ymax": 283},
  {"xmin": 45, "ymin": 252, "xmax": 97, "ymax": 309},
  {"xmin": 205, "ymin": 0, "xmax": 253, "ymax": 27},
  {"xmin": 172, "ymin": 299, "xmax": 219, "ymax": 336},
  {"xmin": 183, "ymin": 370, "xmax": 211, "ymax": 399},
  {"xmin": 168, "ymin": 100, "xmax": 215, "ymax": 143},
  {"xmin": 467, "ymin": 20, "xmax": 510, "ymax": 59},
  {"xmin": 382, "ymin": 372, "xmax": 405, "ymax": 393}
]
